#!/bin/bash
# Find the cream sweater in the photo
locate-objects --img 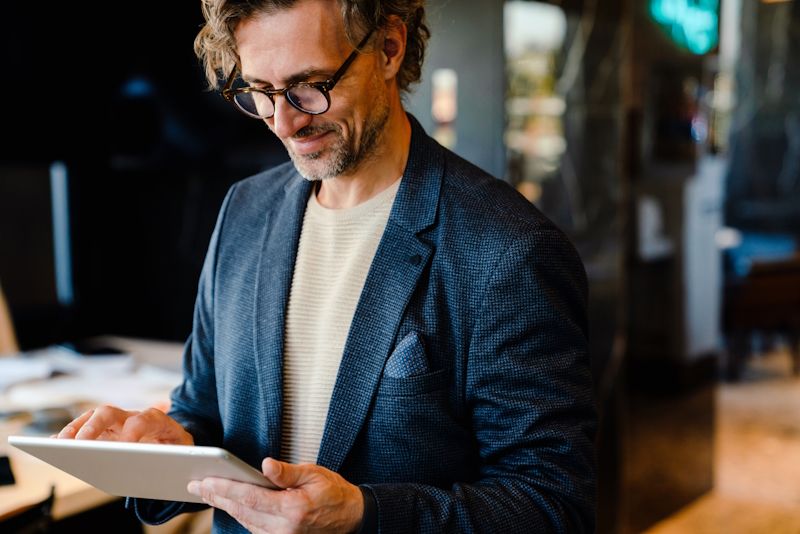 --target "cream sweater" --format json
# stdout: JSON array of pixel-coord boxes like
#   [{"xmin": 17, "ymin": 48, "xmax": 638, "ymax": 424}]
[{"xmin": 281, "ymin": 179, "xmax": 401, "ymax": 464}]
